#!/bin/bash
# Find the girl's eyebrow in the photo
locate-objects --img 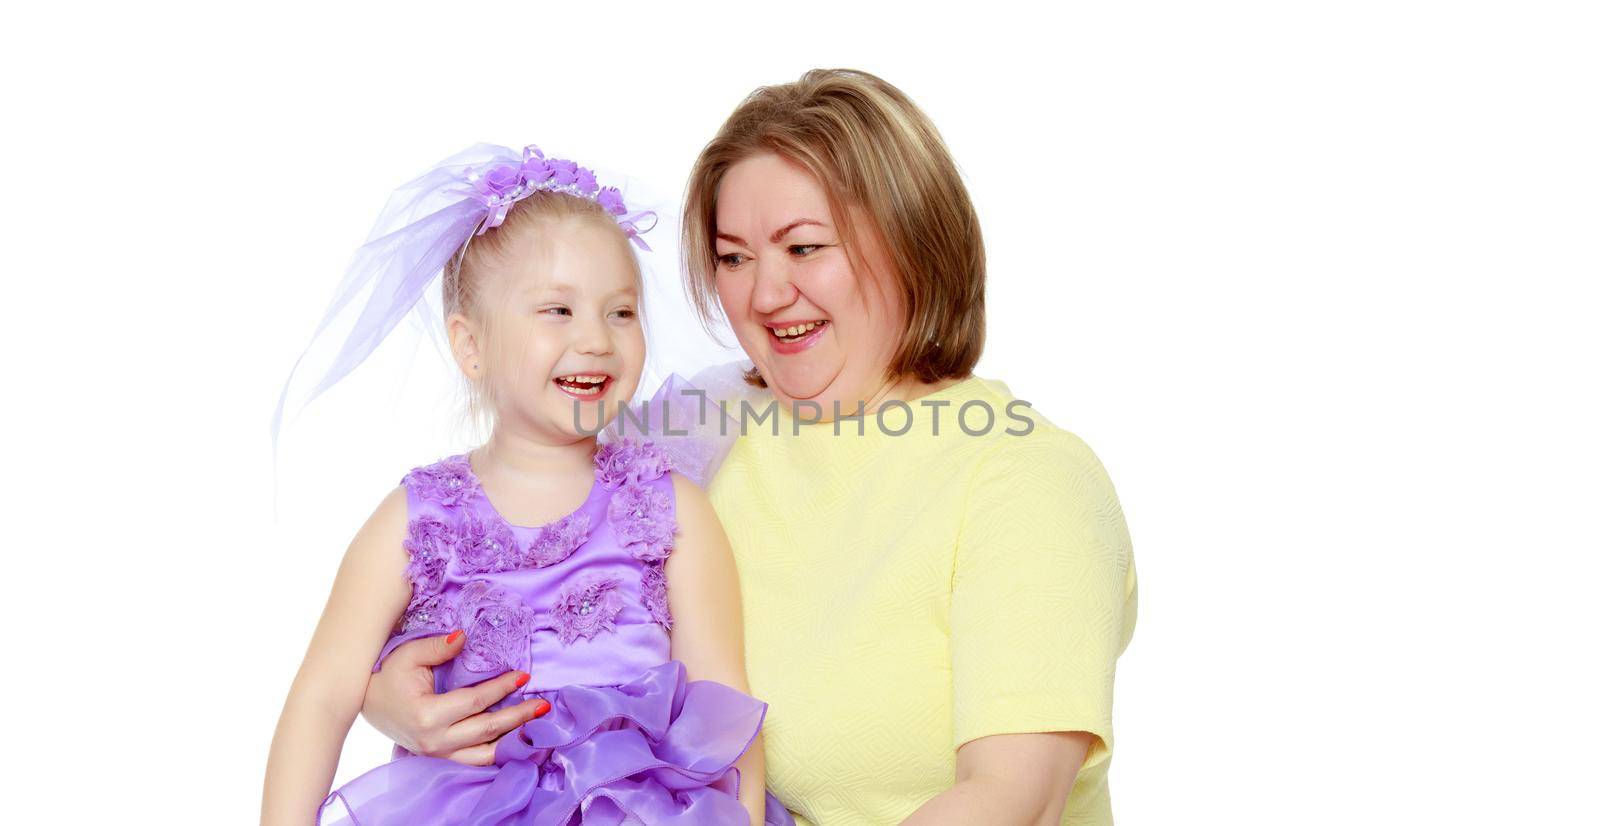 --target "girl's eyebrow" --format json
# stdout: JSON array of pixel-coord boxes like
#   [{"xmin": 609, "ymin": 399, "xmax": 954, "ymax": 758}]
[
  {"xmin": 525, "ymin": 283, "xmax": 636, "ymax": 301},
  {"xmin": 522, "ymin": 282, "xmax": 575, "ymax": 301}
]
